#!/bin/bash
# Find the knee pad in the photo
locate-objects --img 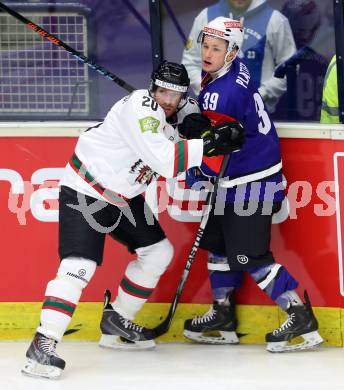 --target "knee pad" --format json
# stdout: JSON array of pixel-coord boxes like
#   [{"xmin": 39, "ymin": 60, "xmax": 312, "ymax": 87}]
[
  {"xmin": 45, "ymin": 257, "xmax": 97, "ymax": 304},
  {"xmin": 57, "ymin": 257, "xmax": 97, "ymax": 289},
  {"xmin": 135, "ymin": 238, "xmax": 174, "ymax": 277}
]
